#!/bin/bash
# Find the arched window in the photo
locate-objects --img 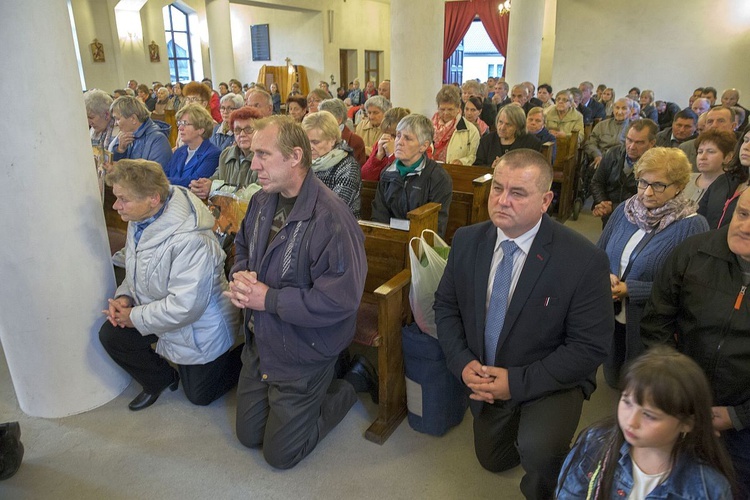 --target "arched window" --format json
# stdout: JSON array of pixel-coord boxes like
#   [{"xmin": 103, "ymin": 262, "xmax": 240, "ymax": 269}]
[{"xmin": 163, "ymin": 4, "xmax": 193, "ymax": 82}]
